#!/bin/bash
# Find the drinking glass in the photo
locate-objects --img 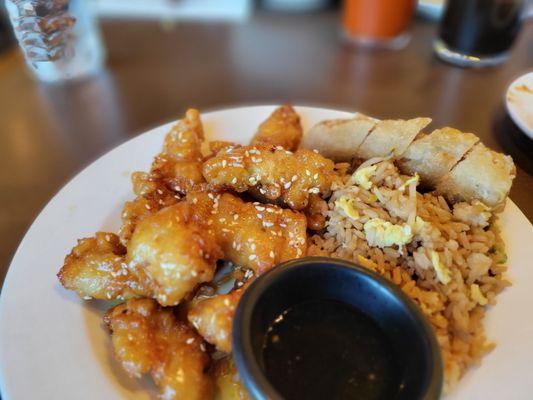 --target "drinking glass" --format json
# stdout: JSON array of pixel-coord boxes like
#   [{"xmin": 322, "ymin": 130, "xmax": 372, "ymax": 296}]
[
  {"xmin": 434, "ymin": 0, "xmax": 525, "ymax": 67},
  {"xmin": 5, "ymin": 0, "xmax": 104, "ymax": 82},
  {"xmin": 341, "ymin": 0, "xmax": 417, "ymax": 49}
]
